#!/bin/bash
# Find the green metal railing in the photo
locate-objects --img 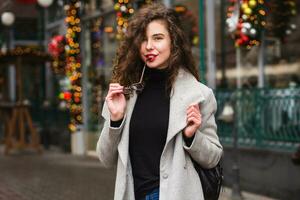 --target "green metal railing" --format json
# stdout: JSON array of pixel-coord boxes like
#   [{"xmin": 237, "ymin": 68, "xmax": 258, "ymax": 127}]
[{"xmin": 216, "ymin": 88, "xmax": 300, "ymax": 152}]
